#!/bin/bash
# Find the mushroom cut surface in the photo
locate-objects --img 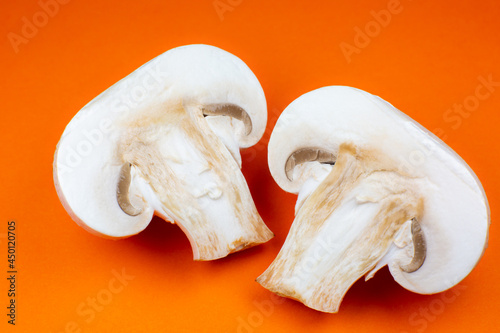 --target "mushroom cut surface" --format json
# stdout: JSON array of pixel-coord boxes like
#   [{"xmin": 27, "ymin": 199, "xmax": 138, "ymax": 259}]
[
  {"xmin": 54, "ymin": 45, "xmax": 273, "ymax": 260},
  {"xmin": 259, "ymin": 86, "xmax": 490, "ymax": 313}
]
